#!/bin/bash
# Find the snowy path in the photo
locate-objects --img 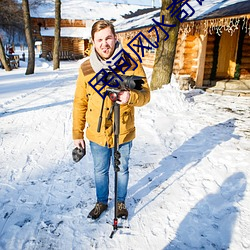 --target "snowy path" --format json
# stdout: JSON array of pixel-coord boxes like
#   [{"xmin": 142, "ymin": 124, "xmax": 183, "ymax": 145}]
[{"xmin": 0, "ymin": 59, "xmax": 250, "ymax": 249}]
